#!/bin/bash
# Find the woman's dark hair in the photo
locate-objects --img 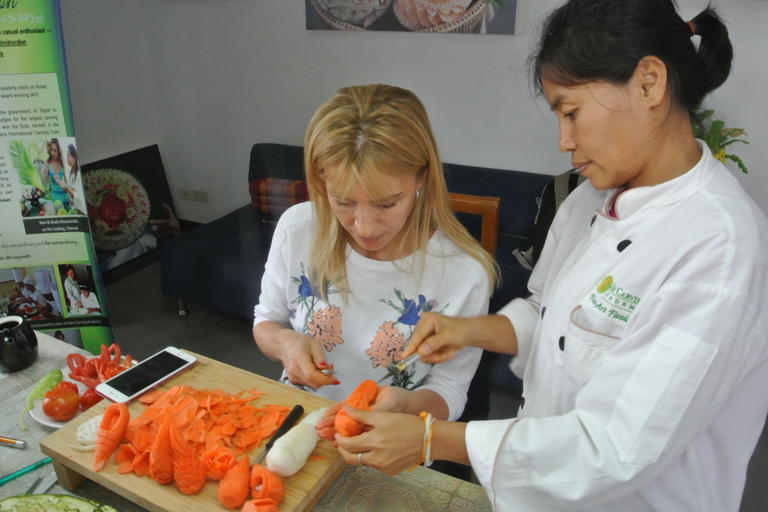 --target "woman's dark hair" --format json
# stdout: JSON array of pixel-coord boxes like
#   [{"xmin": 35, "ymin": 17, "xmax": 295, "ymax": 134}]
[
  {"xmin": 68, "ymin": 144, "xmax": 79, "ymax": 174},
  {"xmin": 530, "ymin": 0, "xmax": 733, "ymax": 113}
]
